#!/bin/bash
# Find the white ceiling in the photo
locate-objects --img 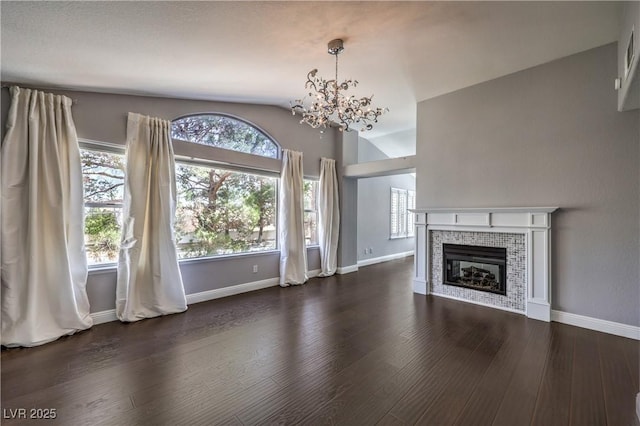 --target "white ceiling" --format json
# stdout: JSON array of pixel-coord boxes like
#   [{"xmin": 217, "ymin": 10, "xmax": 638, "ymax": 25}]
[{"xmin": 1, "ymin": 1, "xmax": 621, "ymax": 155}]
